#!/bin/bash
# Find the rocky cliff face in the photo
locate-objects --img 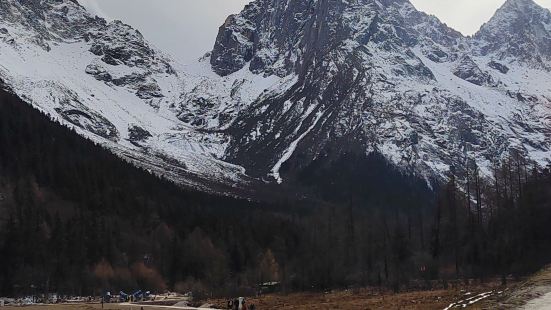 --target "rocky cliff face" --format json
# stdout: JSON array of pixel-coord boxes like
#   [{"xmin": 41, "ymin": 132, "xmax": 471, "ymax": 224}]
[
  {"xmin": 0, "ymin": 0, "xmax": 549, "ymax": 194},
  {"xmin": 210, "ymin": 0, "xmax": 464, "ymax": 78}
]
